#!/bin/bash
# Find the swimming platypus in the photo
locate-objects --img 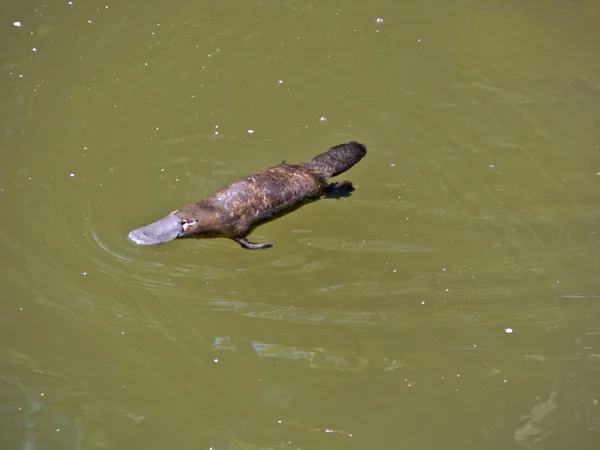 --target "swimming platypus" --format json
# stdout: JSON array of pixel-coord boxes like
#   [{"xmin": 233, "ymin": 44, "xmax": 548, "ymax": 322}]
[{"xmin": 128, "ymin": 141, "xmax": 366, "ymax": 249}]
